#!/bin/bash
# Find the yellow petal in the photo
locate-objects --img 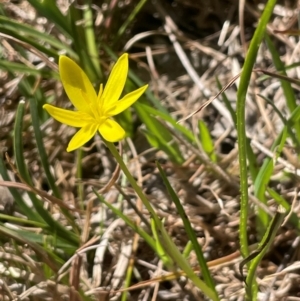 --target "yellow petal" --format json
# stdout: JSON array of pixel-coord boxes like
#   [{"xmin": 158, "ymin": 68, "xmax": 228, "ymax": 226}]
[
  {"xmin": 97, "ymin": 84, "xmax": 103, "ymax": 105},
  {"xmin": 67, "ymin": 123, "xmax": 98, "ymax": 152},
  {"xmin": 43, "ymin": 104, "xmax": 90, "ymax": 127},
  {"xmin": 98, "ymin": 119, "xmax": 125, "ymax": 142},
  {"xmin": 106, "ymin": 84, "xmax": 148, "ymax": 116},
  {"xmin": 101, "ymin": 53, "xmax": 128, "ymax": 109},
  {"xmin": 59, "ymin": 56, "xmax": 97, "ymax": 114}
]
